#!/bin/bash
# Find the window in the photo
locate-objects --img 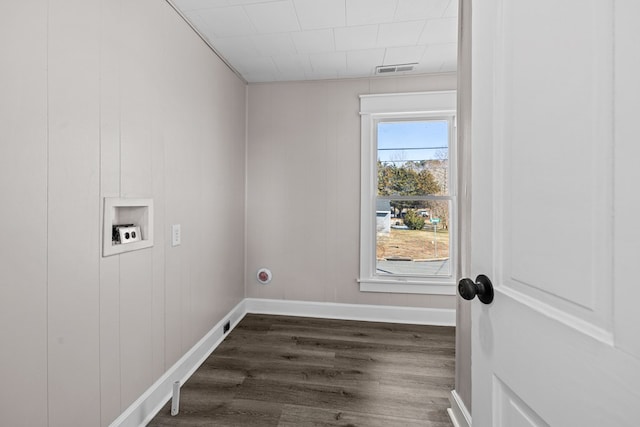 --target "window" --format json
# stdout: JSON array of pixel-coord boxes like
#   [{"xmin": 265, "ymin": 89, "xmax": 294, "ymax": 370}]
[{"xmin": 359, "ymin": 92, "xmax": 457, "ymax": 294}]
